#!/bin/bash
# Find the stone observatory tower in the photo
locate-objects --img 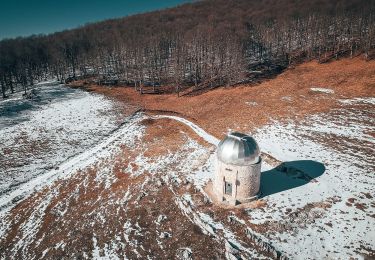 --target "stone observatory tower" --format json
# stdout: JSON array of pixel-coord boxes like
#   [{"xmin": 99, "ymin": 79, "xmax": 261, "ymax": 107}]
[{"xmin": 214, "ymin": 132, "xmax": 261, "ymax": 205}]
